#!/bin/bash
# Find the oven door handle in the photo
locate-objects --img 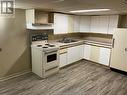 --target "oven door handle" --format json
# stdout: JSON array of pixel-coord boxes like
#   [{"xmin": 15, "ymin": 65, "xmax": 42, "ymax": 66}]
[{"xmin": 44, "ymin": 50, "xmax": 58, "ymax": 54}]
